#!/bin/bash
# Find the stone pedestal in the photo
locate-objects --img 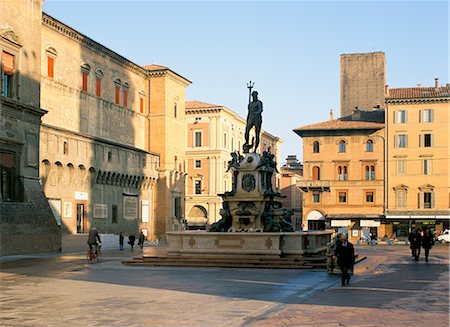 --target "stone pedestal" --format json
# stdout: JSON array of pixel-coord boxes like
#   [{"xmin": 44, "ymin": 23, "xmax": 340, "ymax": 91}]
[{"xmin": 167, "ymin": 231, "xmax": 332, "ymax": 258}]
